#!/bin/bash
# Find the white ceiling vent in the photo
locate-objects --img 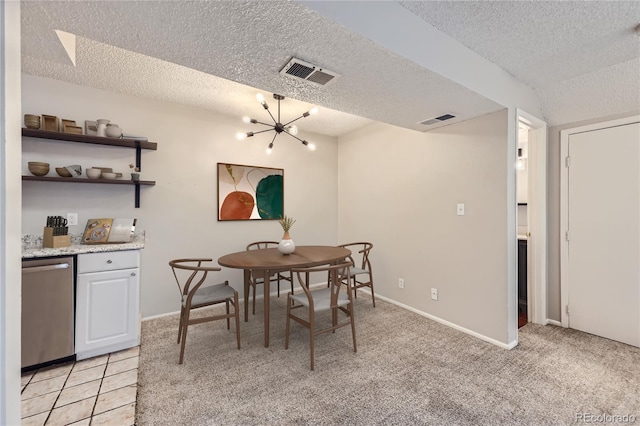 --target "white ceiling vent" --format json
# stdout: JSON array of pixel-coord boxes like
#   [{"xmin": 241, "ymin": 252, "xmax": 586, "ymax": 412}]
[
  {"xmin": 419, "ymin": 113, "xmax": 456, "ymax": 126},
  {"xmin": 280, "ymin": 57, "xmax": 339, "ymax": 87}
]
